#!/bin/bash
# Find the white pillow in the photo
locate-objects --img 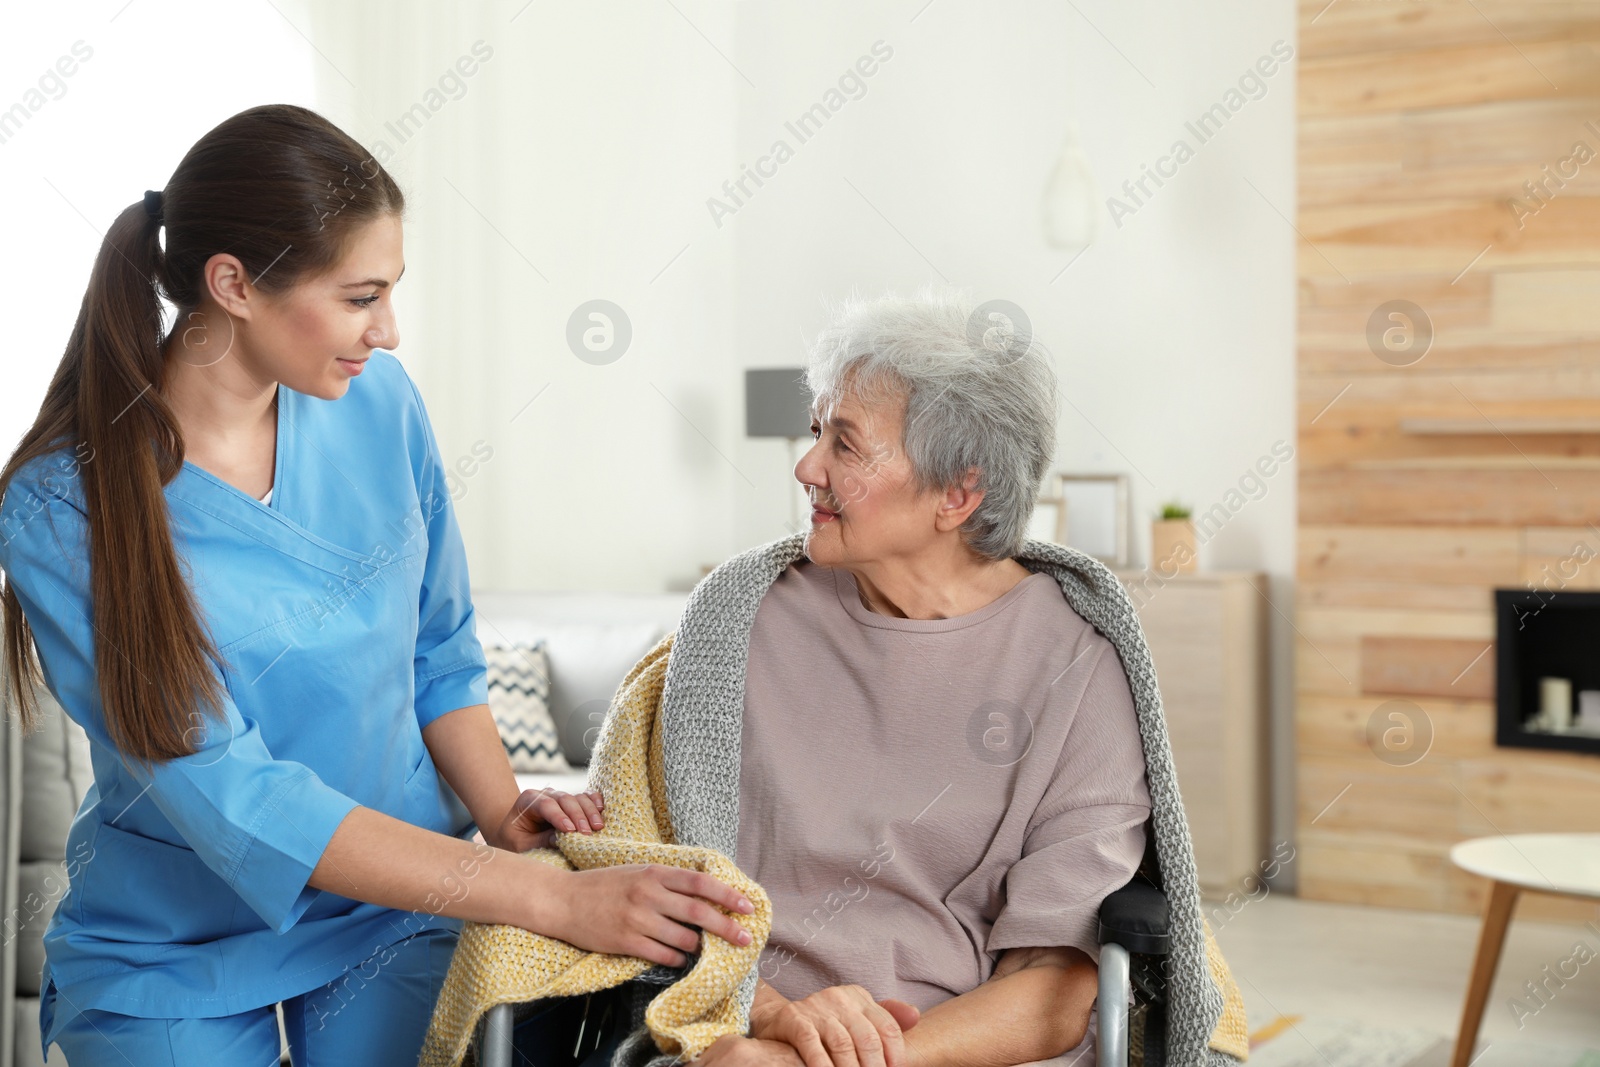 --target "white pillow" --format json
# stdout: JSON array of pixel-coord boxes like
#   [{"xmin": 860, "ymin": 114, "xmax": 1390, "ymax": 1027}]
[
  {"xmin": 536, "ymin": 622, "xmax": 665, "ymax": 765},
  {"xmin": 484, "ymin": 642, "xmax": 571, "ymax": 774}
]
